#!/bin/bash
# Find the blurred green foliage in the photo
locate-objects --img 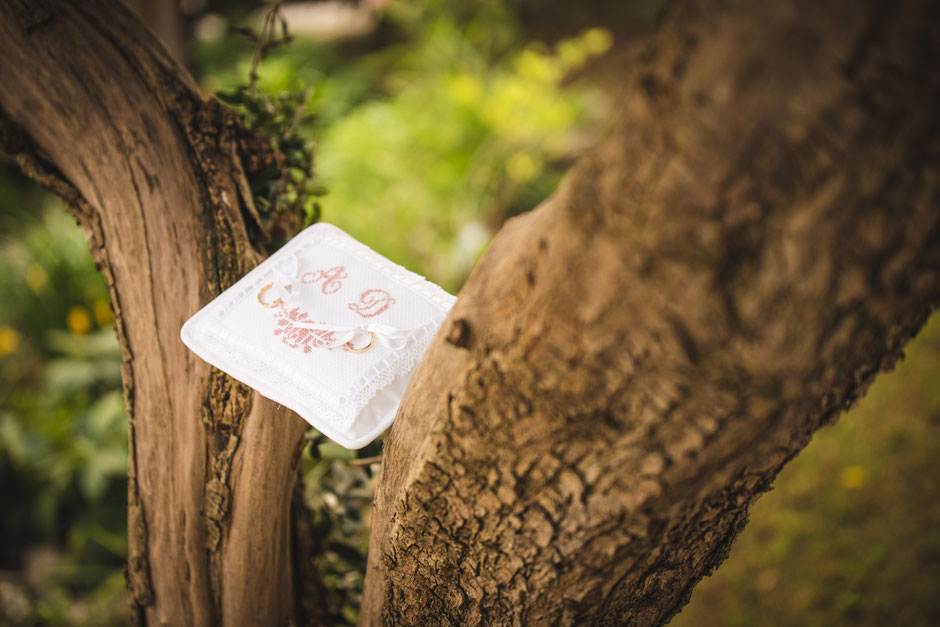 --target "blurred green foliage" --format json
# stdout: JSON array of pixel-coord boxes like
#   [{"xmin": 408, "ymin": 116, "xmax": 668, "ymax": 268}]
[
  {"xmin": 195, "ymin": 0, "xmax": 610, "ymax": 289},
  {"xmin": 298, "ymin": 432, "xmax": 382, "ymax": 624},
  {"xmin": 314, "ymin": 17, "xmax": 610, "ymax": 287},
  {"xmin": 0, "ymin": 196, "xmax": 127, "ymax": 626}
]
